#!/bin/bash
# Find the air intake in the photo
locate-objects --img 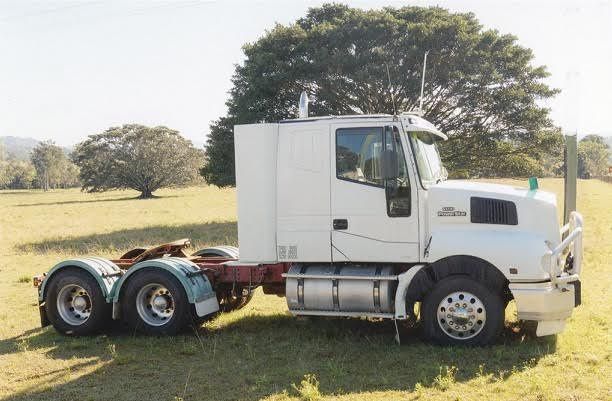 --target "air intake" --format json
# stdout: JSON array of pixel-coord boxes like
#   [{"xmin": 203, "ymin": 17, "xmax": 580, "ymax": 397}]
[{"xmin": 470, "ymin": 197, "xmax": 518, "ymax": 225}]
